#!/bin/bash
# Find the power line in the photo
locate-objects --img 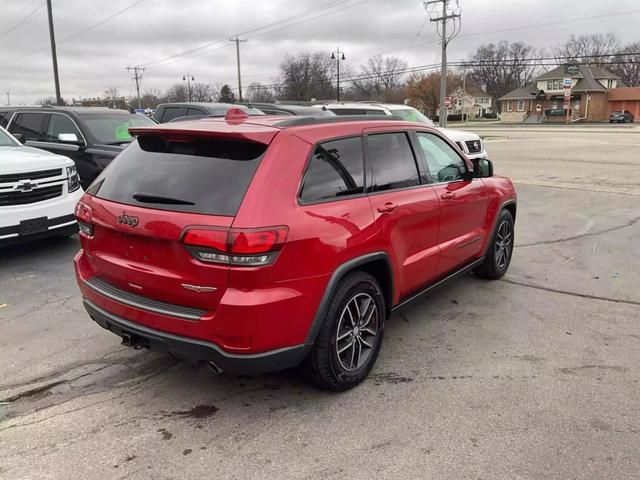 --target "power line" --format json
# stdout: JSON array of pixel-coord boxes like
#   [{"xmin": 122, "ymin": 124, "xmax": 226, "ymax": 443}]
[
  {"xmin": 62, "ymin": 0, "xmax": 145, "ymax": 42},
  {"xmin": 234, "ymin": 53, "xmax": 640, "ymax": 94},
  {"xmin": 0, "ymin": 1, "xmax": 45, "ymax": 39},
  {"xmin": 141, "ymin": 0, "xmax": 357, "ymax": 70},
  {"xmin": 348, "ymin": 8, "xmax": 640, "ymax": 66},
  {"xmin": 1, "ymin": 0, "xmax": 147, "ymax": 64}
]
